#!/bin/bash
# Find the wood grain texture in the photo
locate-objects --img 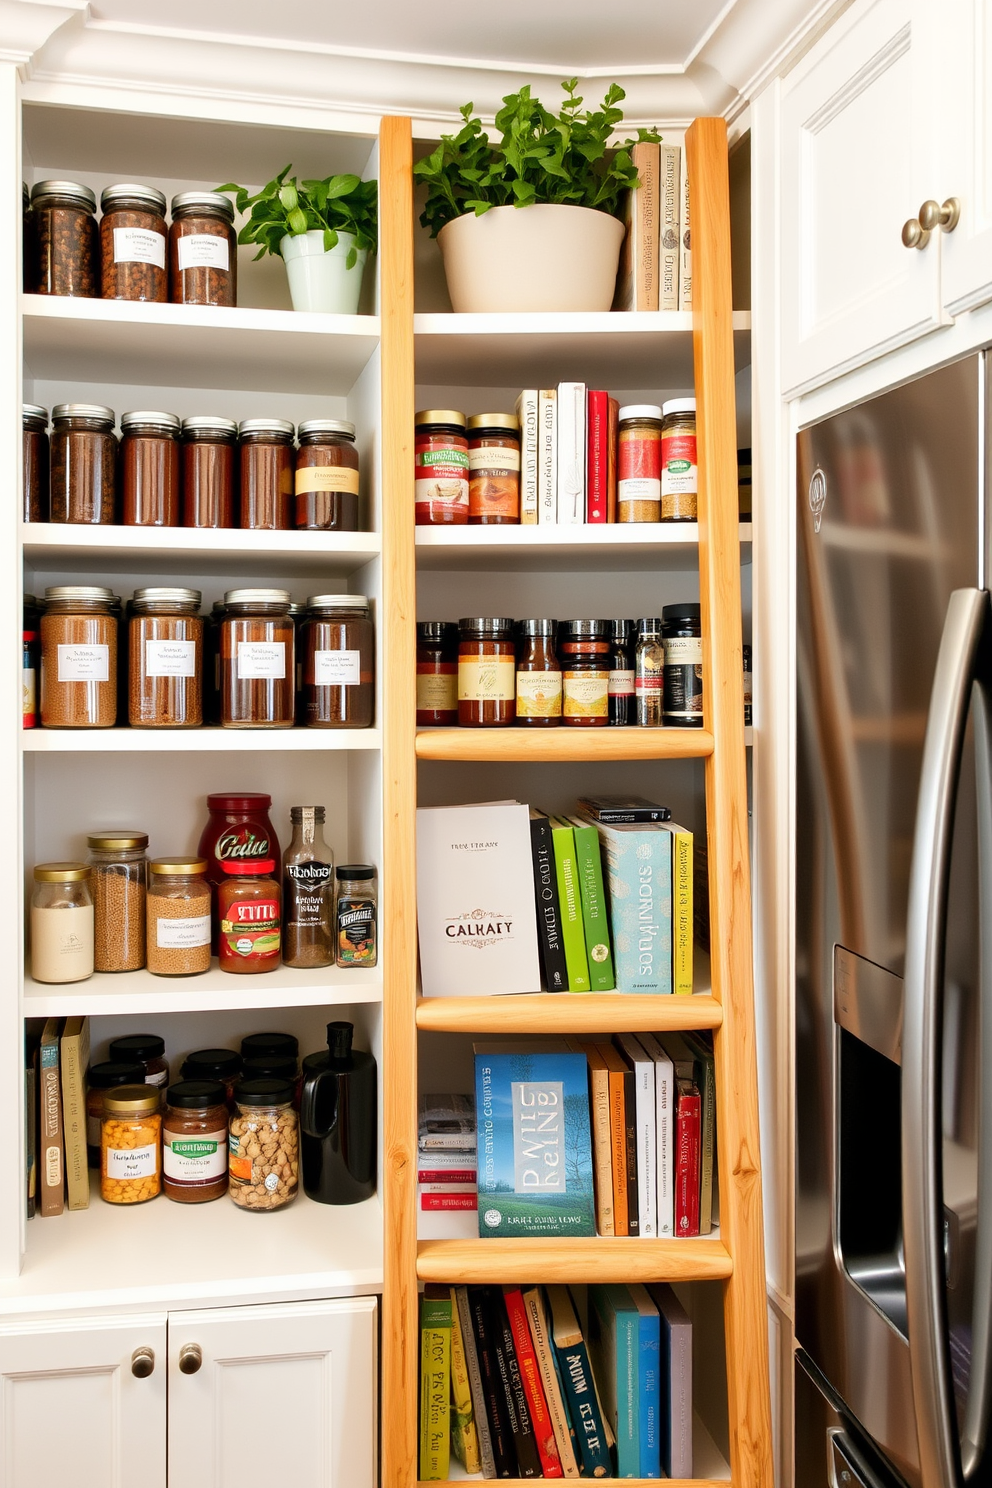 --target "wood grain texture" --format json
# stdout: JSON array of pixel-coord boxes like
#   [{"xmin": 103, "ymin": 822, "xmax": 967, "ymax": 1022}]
[
  {"xmin": 415, "ymin": 992, "xmax": 723, "ymax": 1033},
  {"xmin": 415, "ymin": 726, "xmax": 714, "ymax": 761},
  {"xmin": 417, "ymin": 1236, "xmax": 733, "ymax": 1284}
]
